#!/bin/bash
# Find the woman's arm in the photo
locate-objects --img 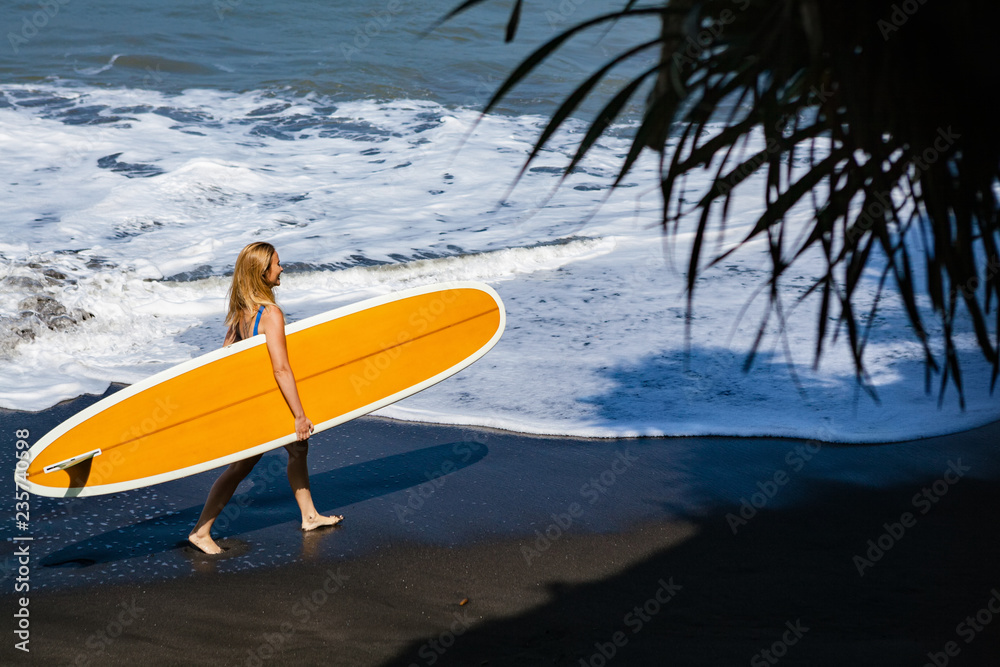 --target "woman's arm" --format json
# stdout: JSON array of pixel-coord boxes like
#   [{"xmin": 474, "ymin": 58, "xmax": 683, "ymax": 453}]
[{"xmin": 259, "ymin": 306, "xmax": 313, "ymax": 440}]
